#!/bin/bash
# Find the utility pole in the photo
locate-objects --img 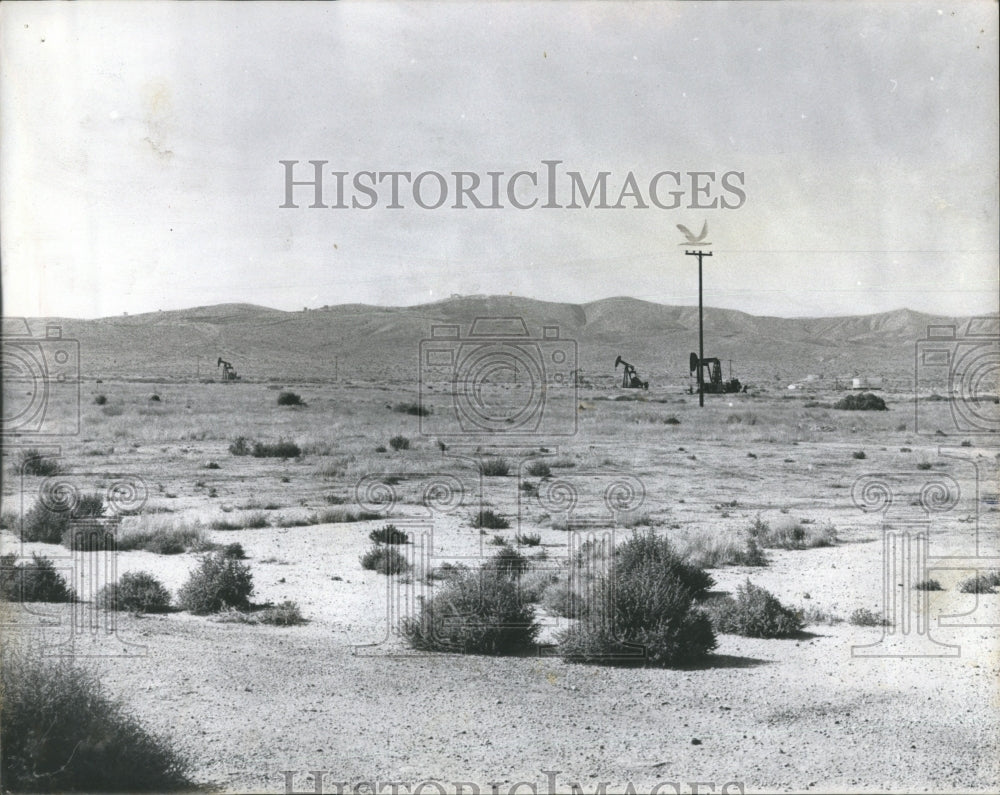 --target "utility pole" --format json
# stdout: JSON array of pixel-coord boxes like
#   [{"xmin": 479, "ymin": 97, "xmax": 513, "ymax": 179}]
[{"xmin": 686, "ymin": 250, "xmax": 713, "ymax": 407}]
